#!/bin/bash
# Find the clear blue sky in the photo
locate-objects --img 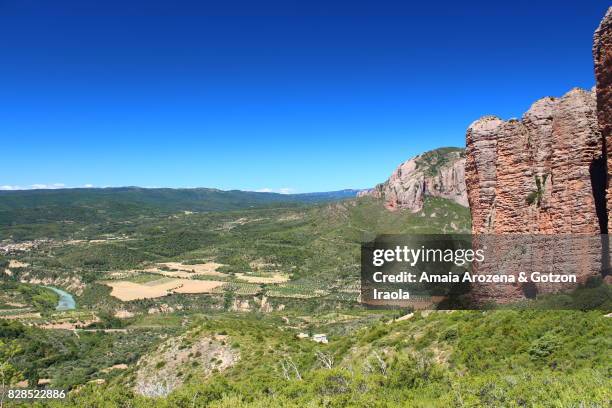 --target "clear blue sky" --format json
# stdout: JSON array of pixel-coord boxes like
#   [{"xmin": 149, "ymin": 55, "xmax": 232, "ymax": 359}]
[{"xmin": 1, "ymin": 0, "xmax": 609, "ymax": 193}]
